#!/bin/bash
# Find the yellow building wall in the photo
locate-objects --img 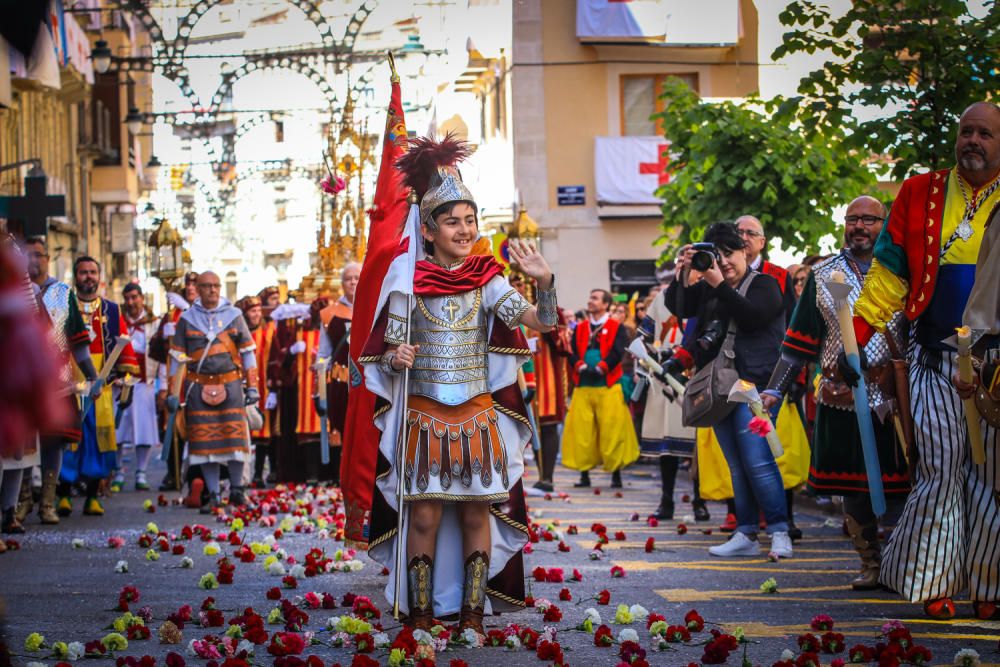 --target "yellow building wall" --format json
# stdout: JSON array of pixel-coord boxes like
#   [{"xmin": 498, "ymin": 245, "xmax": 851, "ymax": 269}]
[{"xmin": 519, "ymin": 0, "xmax": 760, "ymax": 309}]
